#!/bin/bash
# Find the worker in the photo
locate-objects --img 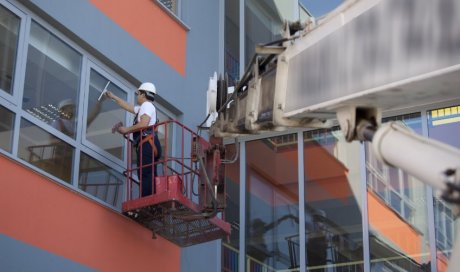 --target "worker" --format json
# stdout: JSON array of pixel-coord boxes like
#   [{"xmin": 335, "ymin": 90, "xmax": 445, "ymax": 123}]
[{"xmin": 105, "ymin": 82, "xmax": 162, "ymax": 197}]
